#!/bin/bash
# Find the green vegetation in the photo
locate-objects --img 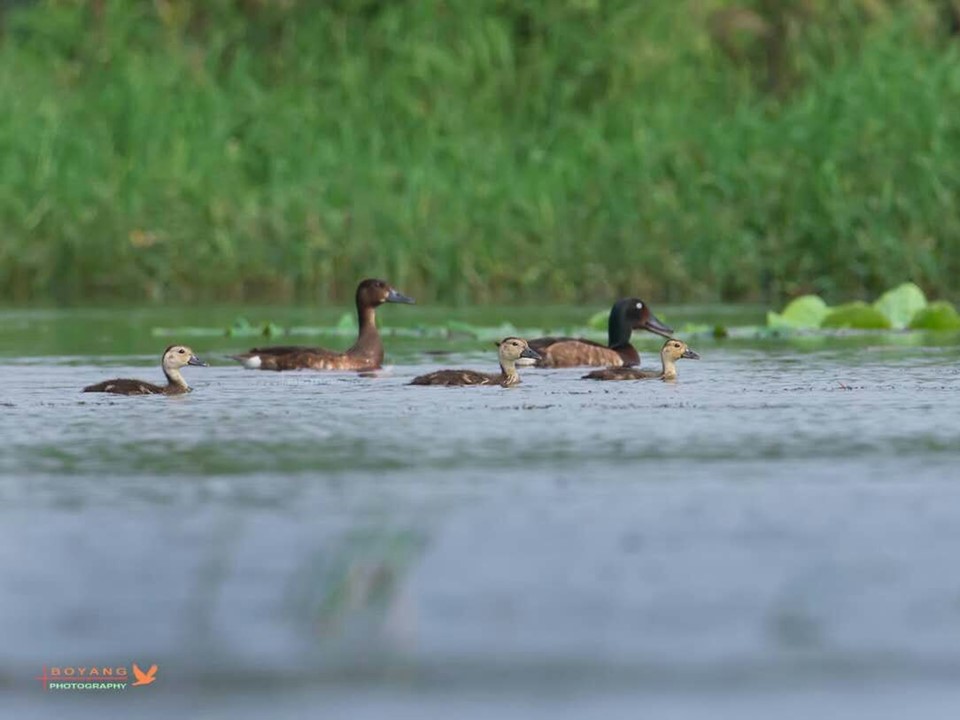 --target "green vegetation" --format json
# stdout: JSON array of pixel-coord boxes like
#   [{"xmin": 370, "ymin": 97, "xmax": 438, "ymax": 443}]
[
  {"xmin": 909, "ymin": 300, "xmax": 960, "ymax": 330},
  {"xmin": 766, "ymin": 281, "xmax": 960, "ymax": 331},
  {"xmin": 2, "ymin": 0, "xmax": 960, "ymax": 306}
]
